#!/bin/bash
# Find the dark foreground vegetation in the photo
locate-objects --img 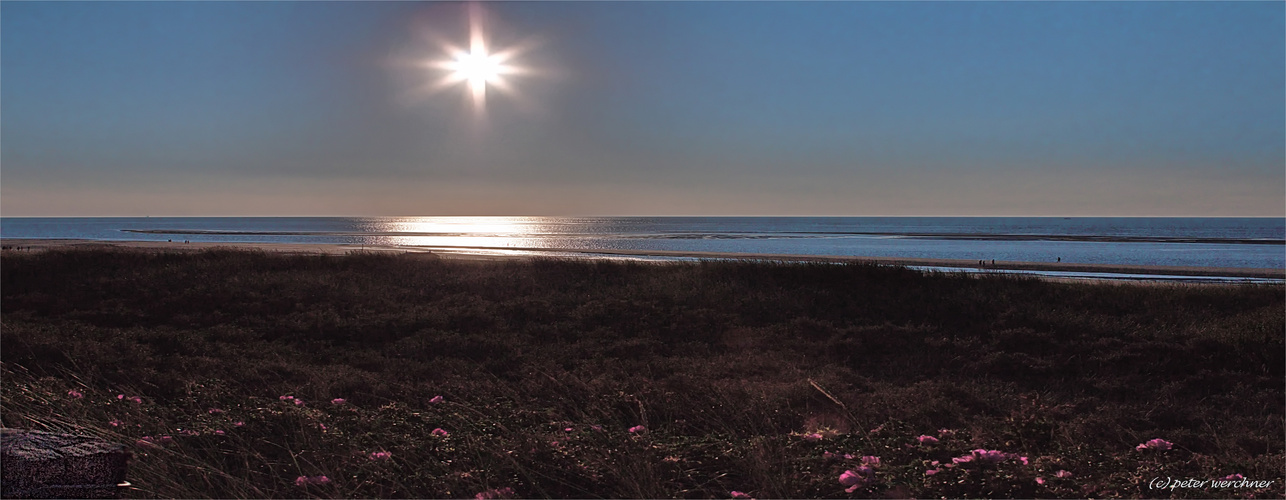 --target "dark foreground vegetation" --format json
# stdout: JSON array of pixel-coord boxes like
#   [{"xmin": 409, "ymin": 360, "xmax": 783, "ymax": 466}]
[{"xmin": 1, "ymin": 248, "xmax": 1282, "ymax": 499}]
